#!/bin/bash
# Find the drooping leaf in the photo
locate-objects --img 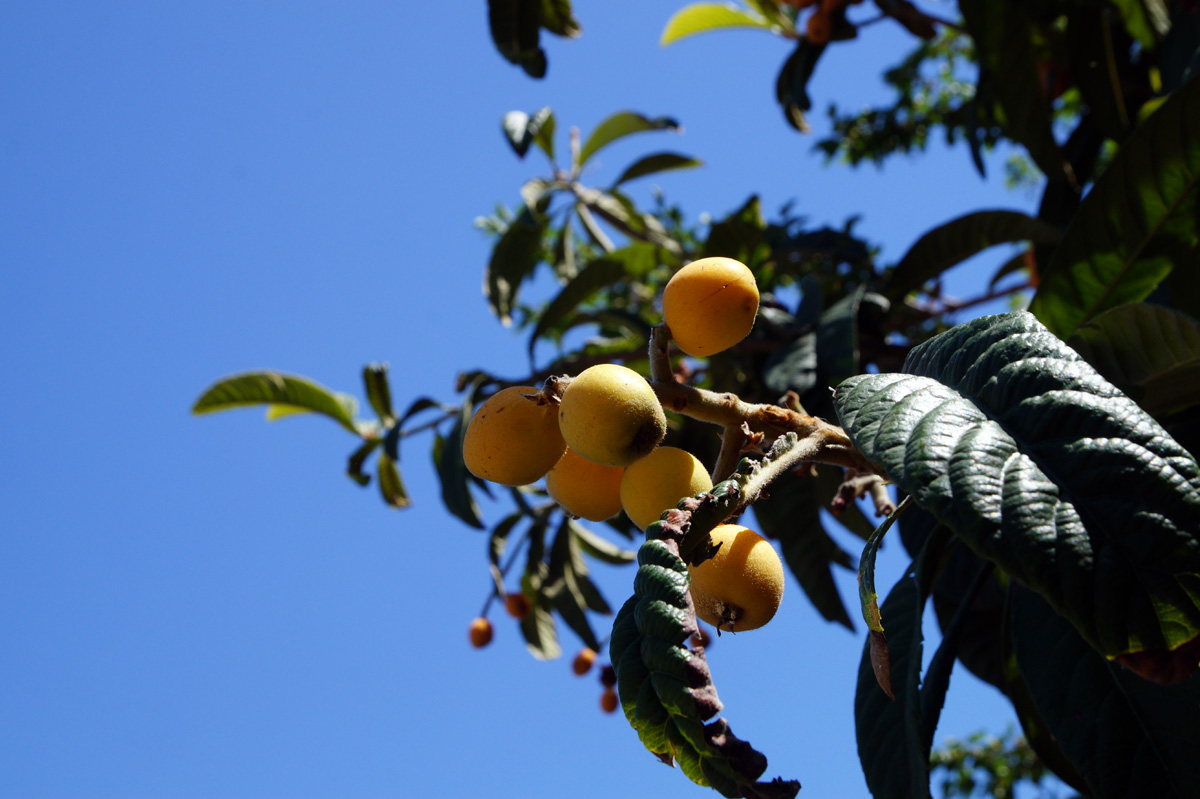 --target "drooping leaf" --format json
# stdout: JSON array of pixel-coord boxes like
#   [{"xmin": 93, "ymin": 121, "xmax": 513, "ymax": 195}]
[
  {"xmin": 612, "ymin": 152, "xmax": 703, "ymax": 187},
  {"xmin": 1068, "ymin": 303, "xmax": 1200, "ymax": 418},
  {"xmin": 762, "ymin": 331, "xmax": 819, "ymax": 399},
  {"xmin": 485, "ymin": 208, "xmax": 547, "ymax": 325},
  {"xmin": 488, "ymin": 512, "xmax": 524, "ymax": 569},
  {"xmin": 1011, "ymin": 587, "xmax": 1200, "ymax": 798},
  {"xmin": 487, "ymin": 0, "xmax": 547, "ymax": 78},
  {"xmin": 702, "ymin": 194, "xmax": 767, "ymax": 265},
  {"xmin": 660, "ymin": 2, "xmax": 774, "ymax": 46},
  {"xmin": 753, "ymin": 467, "xmax": 855, "ymax": 629},
  {"xmin": 1029, "ymin": 74, "xmax": 1200, "ymax": 339},
  {"xmin": 346, "ymin": 437, "xmax": 381, "ymax": 487},
  {"xmin": 547, "ymin": 519, "xmax": 602, "ymax": 651},
  {"xmin": 958, "ymin": 0, "xmax": 1068, "ymax": 181},
  {"xmin": 377, "ymin": 453, "xmax": 410, "ymax": 509},
  {"xmin": 854, "ymin": 574, "xmax": 930, "ymax": 799},
  {"xmin": 774, "ymin": 38, "xmax": 825, "ymax": 132},
  {"xmin": 520, "ymin": 602, "xmax": 561, "ymax": 659},
  {"xmin": 987, "ymin": 251, "xmax": 1031, "ymax": 290},
  {"xmin": 432, "ymin": 401, "xmax": 485, "ymax": 530},
  {"xmin": 539, "ymin": 0, "xmax": 581, "ymax": 38},
  {"xmin": 834, "ymin": 311, "xmax": 1200, "ymax": 668},
  {"xmin": 578, "ymin": 111, "xmax": 680, "ymax": 168},
  {"xmin": 193, "ymin": 372, "xmax": 360, "ymax": 435},
  {"xmin": 885, "ymin": 210, "xmax": 1062, "ymax": 301},
  {"xmin": 816, "ymin": 285, "xmax": 866, "ymax": 389},
  {"xmin": 930, "ymin": 544, "xmax": 1008, "ymax": 692}
]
